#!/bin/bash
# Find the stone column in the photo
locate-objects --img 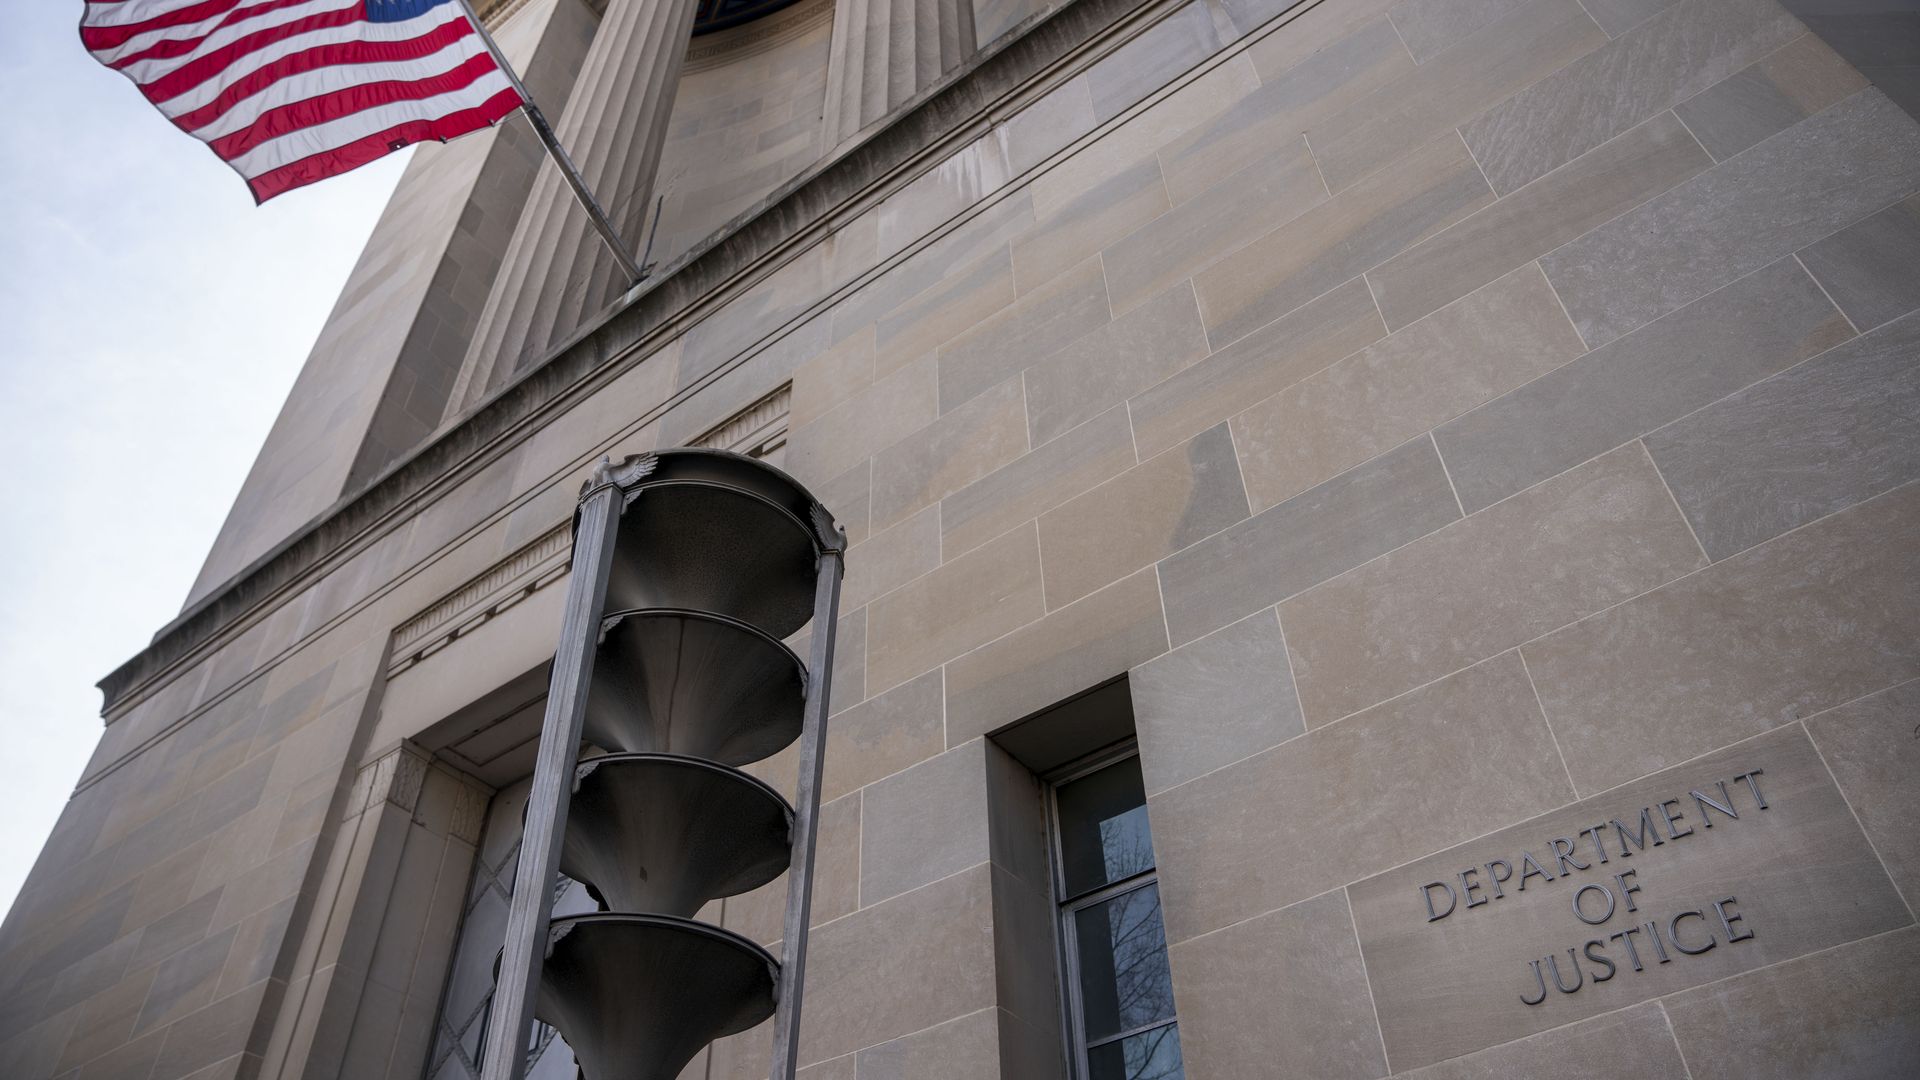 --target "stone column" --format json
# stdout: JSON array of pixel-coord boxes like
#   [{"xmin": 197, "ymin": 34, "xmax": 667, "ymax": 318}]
[
  {"xmin": 820, "ymin": 0, "xmax": 978, "ymax": 150},
  {"xmin": 453, "ymin": 0, "xmax": 703, "ymax": 407}
]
